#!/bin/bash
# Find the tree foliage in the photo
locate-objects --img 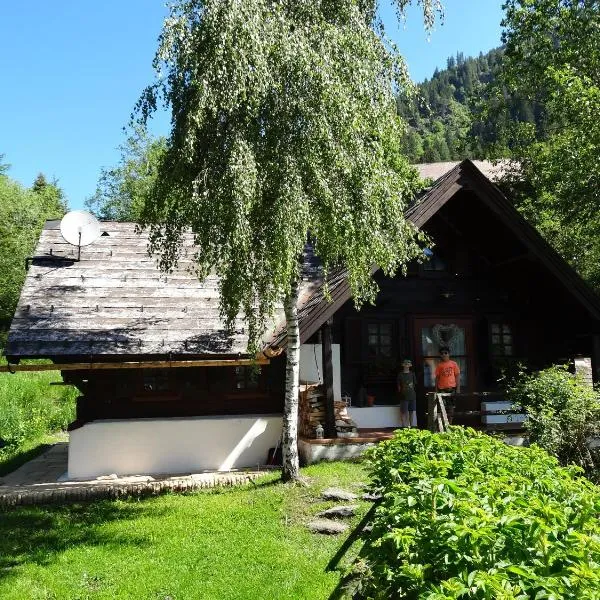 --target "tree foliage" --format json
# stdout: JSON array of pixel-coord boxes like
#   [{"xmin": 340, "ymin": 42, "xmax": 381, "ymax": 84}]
[
  {"xmin": 86, "ymin": 127, "xmax": 167, "ymax": 222},
  {"xmin": 0, "ymin": 166, "xmax": 67, "ymax": 341},
  {"xmin": 136, "ymin": 0, "xmax": 436, "ymax": 352},
  {"xmin": 498, "ymin": 0, "xmax": 600, "ymax": 290}
]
